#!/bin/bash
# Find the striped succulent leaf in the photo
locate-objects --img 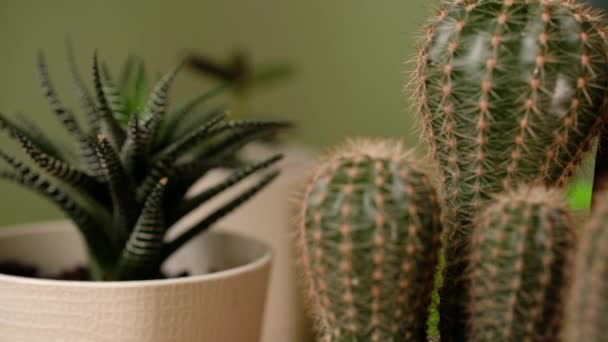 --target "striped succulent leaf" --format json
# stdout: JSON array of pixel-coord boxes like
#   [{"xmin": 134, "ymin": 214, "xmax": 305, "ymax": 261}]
[
  {"xmin": 93, "ymin": 52, "xmax": 126, "ymax": 149},
  {"xmin": 100, "ymin": 63, "xmax": 128, "ymax": 124},
  {"xmin": 66, "ymin": 39, "xmax": 100, "ymax": 134},
  {"xmin": 0, "ymin": 112, "xmax": 64, "ymax": 160},
  {"xmin": 139, "ymin": 63, "xmax": 183, "ymax": 148},
  {"xmin": 37, "ymin": 51, "xmax": 84, "ymax": 138},
  {"xmin": 0, "ymin": 50, "xmax": 288, "ymax": 281},
  {"xmin": 158, "ymin": 84, "xmax": 229, "ymax": 145},
  {"xmin": 161, "ymin": 169, "xmax": 280, "ymax": 260},
  {"xmin": 115, "ymin": 178, "xmax": 168, "ymax": 280},
  {"xmin": 0, "ymin": 150, "xmax": 116, "ymax": 274},
  {"xmin": 174, "ymin": 153, "xmax": 283, "ymax": 221},
  {"xmin": 12, "ymin": 130, "xmax": 102, "ymax": 194}
]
